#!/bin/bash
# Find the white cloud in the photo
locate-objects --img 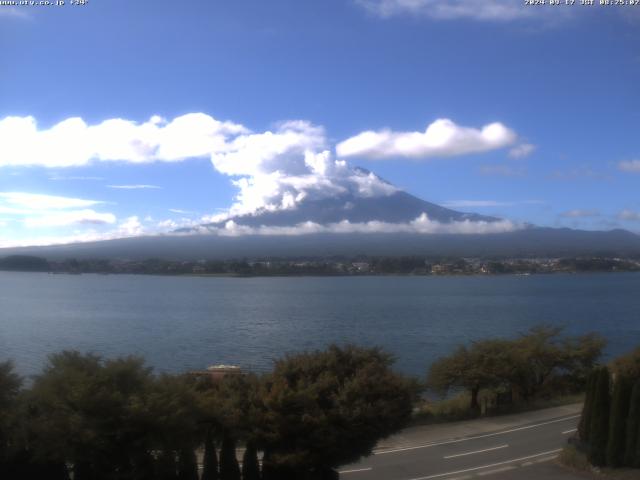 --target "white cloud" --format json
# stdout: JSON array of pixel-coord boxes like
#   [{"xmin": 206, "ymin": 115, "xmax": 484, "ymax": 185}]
[
  {"xmin": 618, "ymin": 160, "xmax": 640, "ymax": 173},
  {"xmin": 0, "ymin": 113, "xmax": 523, "ymax": 228},
  {"xmin": 50, "ymin": 175, "xmax": 104, "ymax": 181},
  {"xmin": 0, "ymin": 192, "xmax": 103, "ymax": 210},
  {"xmin": 508, "ymin": 143, "xmax": 536, "ymax": 159},
  {"xmin": 157, "ymin": 219, "xmax": 179, "ymax": 230},
  {"xmin": 336, "ymin": 119, "xmax": 517, "ymax": 160},
  {"xmin": 169, "ymin": 208, "xmax": 195, "ymax": 215},
  {"xmin": 209, "ymin": 121, "xmax": 398, "ymax": 217},
  {"xmin": 618, "ymin": 209, "xmax": 640, "ymax": 221},
  {"xmin": 549, "ymin": 166, "xmax": 609, "ymax": 181},
  {"xmin": 0, "ymin": 7, "xmax": 30, "ymax": 19},
  {"xmin": 118, "ymin": 216, "xmax": 144, "ymax": 236},
  {"xmin": 107, "ymin": 184, "xmax": 161, "ymax": 190},
  {"xmin": 24, "ymin": 210, "xmax": 116, "ymax": 228},
  {"xmin": 0, "ymin": 192, "xmax": 115, "ymax": 232},
  {"xmin": 0, "ymin": 113, "xmax": 247, "ymax": 168},
  {"xmin": 355, "ymin": 0, "xmax": 566, "ymax": 22},
  {"xmin": 560, "ymin": 209, "xmax": 600, "ymax": 218},
  {"xmin": 443, "ymin": 200, "xmax": 512, "ymax": 208},
  {"xmin": 212, "ymin": 214, "xmax": 519, "ymax": 236}
]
